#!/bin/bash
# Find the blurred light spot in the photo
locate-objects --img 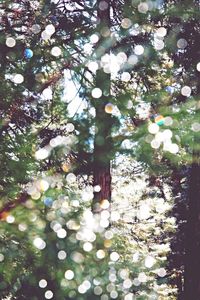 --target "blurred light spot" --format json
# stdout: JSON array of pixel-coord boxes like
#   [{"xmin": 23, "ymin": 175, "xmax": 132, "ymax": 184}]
[
  {"xmin": 83, "ymin": 242, "xmax": 93, "ymax": 252},
  {"xmin": 39, "ymin": 279, "xmax": 47, "ymax": 288},
  {"xmin": 94, "ymin": 286, "xmax": 103, "ymax": 295},
  {"xmin": 155, "ymin": 132, "xmax": 164, "ymax": 143},
  {"xmin": 93, "ymin": 278, "xmax": 101, "ymax": 285},
  {"xmin": 100, "ymin": 199, "xmax": 110, "ymax": 209},
  {"xmin": 96, "ymin": 249, "xmax": 106, "ymax": 259},
  {"xmin": 196, "ymin": 62, "xmax": 200, "ymax": 72},
  {"xmin": 163, "ymin": 141, "xmax": 172, "ymax": 151},
  {"xmin": 154, "ymin": 39, "xmax": 165, "ymax": 50},
  {"xmin": 151, "ymin": 139, "xmax": 160, "ymax": 149},
  {"xmin": 6, "ymin": 215, "xmax": 15, "ymax": 223},
  {"xmin": 90, "ymin": 34, "xmax": 99, "ymax": 44},
  {"xmin": 164, "ymin": 116, "xmax": 173, "ymax": 126},
  {"xmin": 101, "ymin": 295, "xmax": 109, "ymax": 300},
  {"xmin": 192, "ymin": 122, "xmax": 200, "ymax": 132},
  {"xmin": 181, "ymin": 86, "xmax": 191, "ymax": 97},
  {"xmin": 110, "ymin": 290, "xmax": 118, "ymax": 298},
  {"xmin": 148, "ymin": 123, "xmax": 159, "ymax": 134},
  {"xmin": 162, "ymin": 129, "xmax": 173, "ymax": 140},
  {"xmin": 49, "ymin": 136, "xmax": 63, "ymax": 147},
  {"xmin": 18, "ymin": 223, "xmax": 27, "ymax": 231},
  {"xmin": 157, "ymin": 268, "xmax": 167, "ymax": 277},
  {"xmin": 133, "ymin": 278, "xmax": 140, "ymax": 286},
  {"xmin": 145, "ymin": 256, "xmax": 155, "ymax": 268},
  {"xmin": 41, "ymin": 87, "xmax": 53, "ymax": 99},
  {"xmin": 156, "ymin": 27, "xmax": 167, "ymax": 37},
  {"xmin": 99, "ymin": 1, "xmax": 109, "ymax": 10},
  {"xmin": 138, "ymin": 2, "xmax": 149, "ymax": 13},
  {"xmin": 24, "ymin": 48, "xmax": 33, "ymax": 59},
  {"xmin": 58, "ymin": 250, "xmax": 67, "ymax": 260},
  {"xmin": 13, "ymin": 74, "xmax": 24, "ymax": 84},
  {"xmin": 71, "ymin": 200, "xmax": 79, "ymax": 209},
  {"xmin": 88, "ymin": 61, "xmax": 99, "ymax": 73},
  {"xmin": 169, "ymin": 143, "xmax": 179, "ymax": 154},
  {"xmin": 84, "ymin": 43, "xmax": 94, "ymax": 55},
  {"xmin": 45, "ymin": 290, "xmax": 53, "ymax": 299},
  {"xmin": 128, "ymin": 54, "xmax": 138, "ymax": 65},
  {"xmin": 6, "ymin": 37, "xmax": 16, "ymax": 47},
  {"xmin": 51, "ymin": 46, "xmax": 62, "ymax": 57},
  {"xmin": 31, "ymin": 24, "xmax": 41, "ymax": 33},
  {"xmin": 134, "ymin": 45, "xmax": 144, "ymax": 55},
  {"xmin": 35, "ymin": 72, "xmax": 45, "ymax": 82},
  {"xmin": 92, "ymin": 88, "xmax": 102, "ymax": 98},
  {"xmin": 121, "ymin": 18, "xmax": 132, "ymax": 29},
  {"xmin": 35, "ymin": 148, "xmax": 50, "ymax": 160},
  {"xmin": 154, "ymin": 115, "xmax": 164, "ymax": 126},
  {"xmin": 44, "ymin": 197, "xmax": 53, "ymax": 207},
  {"xmin": 93, "ymin": 185, "xmax": 101, "ymax": 192},
  {"xmin": 39, "ymin": 179, "xmax": 49, "ymax": 192},
  {"xmin": 123, "ymin": 279, "xmax": 132, "ymax": 289},
  {"xmin": 65, "ymin": 270, "xmax": 74, "ymax": 280},
  {"xmin": 110, "ymin": 252, "xmax": 119, "ymax": 262},
  {"xmin": 0, "ymin": 254, "xmax": 4, "ymax": 262},
  {"xmin": 41, "ymin": 30, "xmax": 51, "ymax": 40},
  {"xmin": 33, "ymin": 237, "xmax": 46, "ymax": 250},
  {"xmin": 124, "ymin": 293, "xmax": 134, "ymax": 300},
  {"xmin": 57, "ymin": 228, "xmax": 67, "ymax": 239},
  {"xmin": 45, "ymin": 24, "xmax": 55, "ymax": 35},
  {"xmin": 78, "ymin": 284, "xmax": 87, "ymax": 294},
  {"xmin": 105, "ymin": 103, "xmax": 114, "ymax": 114},
  {"xmin": 177, "ymin": 38, "xmax": 187, "ymax": 49},
  {"xmin": 82, "ymin": 280, "xmax": 91, "ymax": 289},
  {"xmin": 66, "ymin": 123, "xmax": 75, "ymax": 132},
  {"xmin": 71, "ymin": 251, "xmax": 84, "ymax": 263},
  {"xmin": 138, "ymin": 272, "xmax": 147, "ymax": 283},
  {"xmin": 117, "ymin": 52, "xmax": 127, "ymax": 63},
  {"xmin": 104, "ymin": 239, "xmax": 112, "ymax": 248},
  {"xmin": 66, "ymin": 219, "xmax": 80, "ymax": 230},
  {"xmin": 121, "ymin": 72, "xmax": 131, "ymax": 82},
  {"xmin": 104, "ymin": 230, "xmax": 113, "ymax": 239},
  {"xmin": 62, "ymin": 163, "xmax": 70, "ymax": 172},
  {"xmin": 31, "ymin": 191, "xmax": 41, "ymax": 200},
  {"xmin": 66, "ymin": 173, "xmax": 76, "ymax": 183},
  {"xmin": 165, "ymin": 86, "xmax": 174, "ymax": 94}
]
